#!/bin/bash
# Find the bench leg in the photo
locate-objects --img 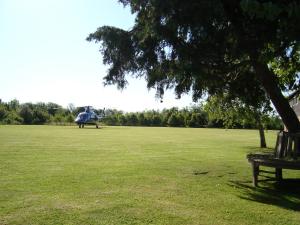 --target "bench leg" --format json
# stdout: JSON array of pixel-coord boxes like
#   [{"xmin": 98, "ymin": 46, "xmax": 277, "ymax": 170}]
[
  {"xmin": 275, "ymin": 168, "xmax": 282, "ymax": 181},
  {"xmin": 251, "ymin": 163, "xmax": 259, "ymax": 187}
]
